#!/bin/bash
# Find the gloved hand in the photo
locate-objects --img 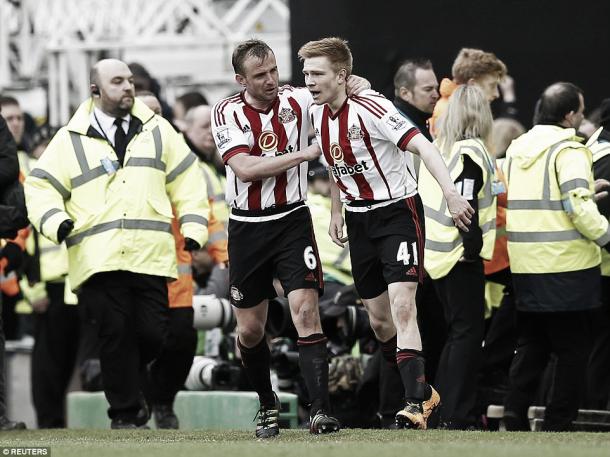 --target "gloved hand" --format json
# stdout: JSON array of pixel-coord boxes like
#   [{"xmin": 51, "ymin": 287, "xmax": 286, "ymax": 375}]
[
  {"xmin": 57, "ymin": 219, "xmax": 74, "ymax": 243},
  {"xmin": 184, "ymin": 237, "xmax": 201, "ymax": 252},
  {"xmin": 1, "ymin": 241, "xmax": 23, "ymax": 273}
]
